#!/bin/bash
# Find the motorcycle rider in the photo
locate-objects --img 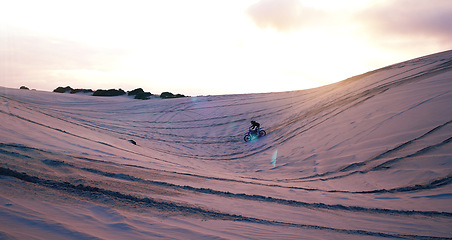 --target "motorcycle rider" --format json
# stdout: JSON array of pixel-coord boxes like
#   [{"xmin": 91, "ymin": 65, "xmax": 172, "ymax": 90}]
[
  {"xmin": 249, "ymin": 120, "xmax": 260, "ymax": 134},
  {"xmin": 244, "ymin": 120, "xmax": 266, "ymax": 142}
]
